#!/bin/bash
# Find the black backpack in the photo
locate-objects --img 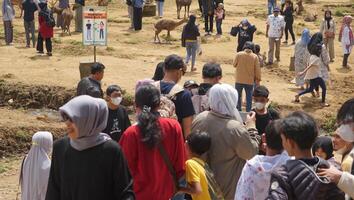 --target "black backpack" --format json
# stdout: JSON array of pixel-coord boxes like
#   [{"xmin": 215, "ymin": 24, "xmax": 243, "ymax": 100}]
[{"xmin": 41, "ymin": 10, "xmax": 56, "ymax": 28}]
